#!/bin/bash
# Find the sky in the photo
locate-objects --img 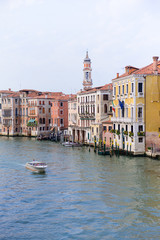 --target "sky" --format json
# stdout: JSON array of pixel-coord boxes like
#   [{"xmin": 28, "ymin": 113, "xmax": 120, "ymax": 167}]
[{"xmin": 0, "ymin": 0, "xmax": 160, "ymax": 94}]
